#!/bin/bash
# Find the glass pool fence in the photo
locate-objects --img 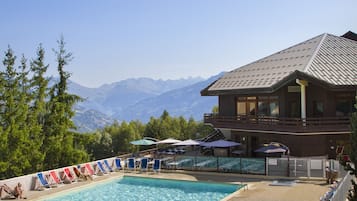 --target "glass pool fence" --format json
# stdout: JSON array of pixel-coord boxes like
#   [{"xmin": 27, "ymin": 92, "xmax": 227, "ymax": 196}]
[{"xmin": 162, "ymin": 156, "xmax": 266, "ymax": 175}]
